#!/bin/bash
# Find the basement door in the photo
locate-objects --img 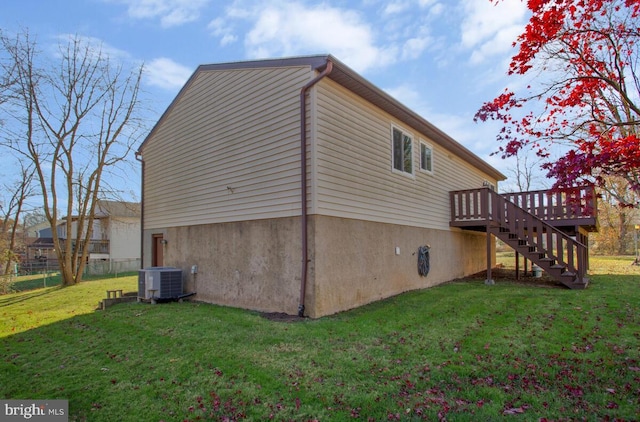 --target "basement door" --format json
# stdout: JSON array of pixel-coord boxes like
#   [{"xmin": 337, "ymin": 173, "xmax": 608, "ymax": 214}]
[{"xmin": 152, "ymin": 234, "xmax": 164, "ymax": 267}]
